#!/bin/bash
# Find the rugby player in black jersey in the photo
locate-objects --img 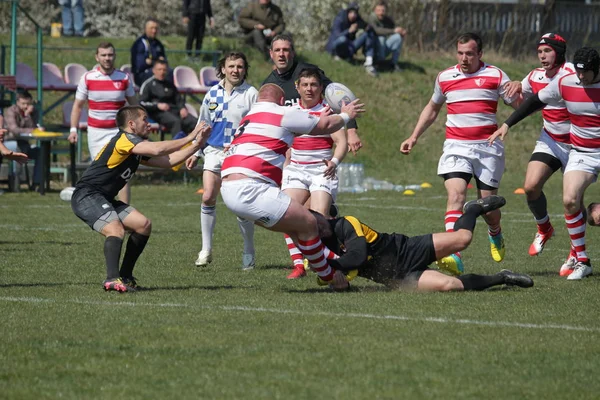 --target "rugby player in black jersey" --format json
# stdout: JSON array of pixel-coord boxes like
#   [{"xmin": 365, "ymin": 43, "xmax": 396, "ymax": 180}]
[
  {"xmin": 313, "ymin": 195, "xmax": 534, "ymax": 292},
  {"xmin": 71, "ymin": 105, "xmax": 211, "ymax": 292}
]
